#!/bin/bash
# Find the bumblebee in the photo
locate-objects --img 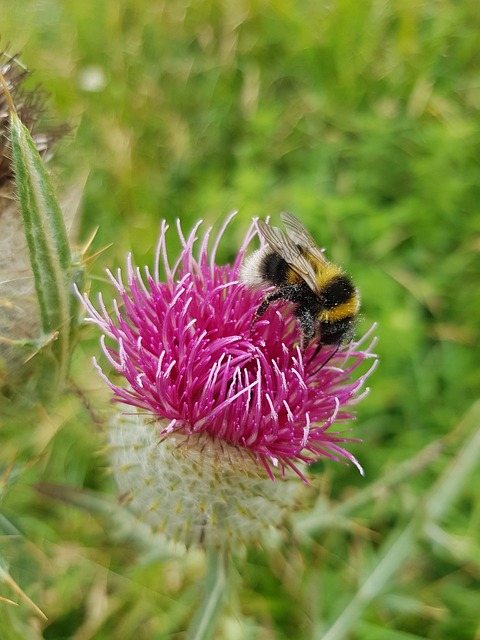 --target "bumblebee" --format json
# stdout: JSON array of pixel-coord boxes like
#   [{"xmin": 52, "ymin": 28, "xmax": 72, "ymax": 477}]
[{"xmin": 240, "ymin": 212, "xmax": 360, "ymax": 357}]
